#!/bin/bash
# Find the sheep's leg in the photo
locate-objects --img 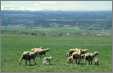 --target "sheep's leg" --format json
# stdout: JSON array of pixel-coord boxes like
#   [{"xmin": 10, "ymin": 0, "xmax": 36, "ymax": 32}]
[
  {"xmin": 25, "ymin": 60, "xmax": 27, "ymax": 65},
  {"xmin": 76, "ymin": 59, "xmax": 78, "ymax": 64},
  {"xmin": 91, "ymin": 61, "xmax": 92, "ymax": 65},
  {"xmin": 71, "ymin": 59, "xmax": 73, "ymax": 64},
  {"xmin": 85, "ymin": 60, "xmax": 88, "ymax": 65},
  {"xmin": 88, "ymin": 61, "xmax": 90, "ymax": 65},
  {"xmin": 18, "ymin": 55, "xmax": 23, "ymax": 64},
  {"xmin": 29, "ymin": 60, "xmax": 31, "ymax": 65},
  {"xmin": 39, "ymin": 55, "xmax": 42, "ymax": 59},
  {"xmin": 78, "ymin": 59, "xmax": 81, "ymax": 64},
  {"xmin": 18, "ymin": 58, "xmax": 23, "ymax": 65},
  {"xmin": 90, "ymin": 61, "xmax": 92, "ymax": 65},
  {"xmin": 83, "ymin": 59, "xmax": 86, "ymax": 64},
  {"xmin": 72, "ymin": 59, "xmax": 74, "ymax": 64},
  {"xmin": 33, "ymin": 59, "xmax": 36, "ymax": 65},
  {"xmin": 71, "ymin": 59, "xmax": 74, "ymax": 64},
  {"xmin": 75, "ymin": 59, "xmax": 78, "ymax": 64}
]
